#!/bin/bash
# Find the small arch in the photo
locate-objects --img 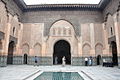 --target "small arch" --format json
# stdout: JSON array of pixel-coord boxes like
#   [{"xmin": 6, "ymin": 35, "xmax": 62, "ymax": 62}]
[
  {"xmin": 97, "ymin": 55, "xmax": 102, "ymax": 65},
  {"xmin": 82, "ymin": 42, "xmax": 91, "ymax": 49},
  {"xmin": 22, "ymin": 43, "xmax": 29, "ymax": 55},
  {"xmin": 24, "ymin": 54, "xmax": 28, "ymax": 64},
  {"xmin": 95, "ymin": 43, "xmax": 103, "ymax": 47},
  {"xmin": 104, "ymin": 13, "xmax": 112, "ymax": 22},
  {"xmin": 7, "ymin": 41, "xmax": 15, "ymax": 64},
  {"xmin": 95, "ymin": 43, "xmax": 103, "ymax": 56},
  {"xmin": 82, "ymin": 43, "xmax": 91, "ymax": 57},
  {"xmin": 34, "ymin": 43, "xmax": 41, "ymax": 56}
]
